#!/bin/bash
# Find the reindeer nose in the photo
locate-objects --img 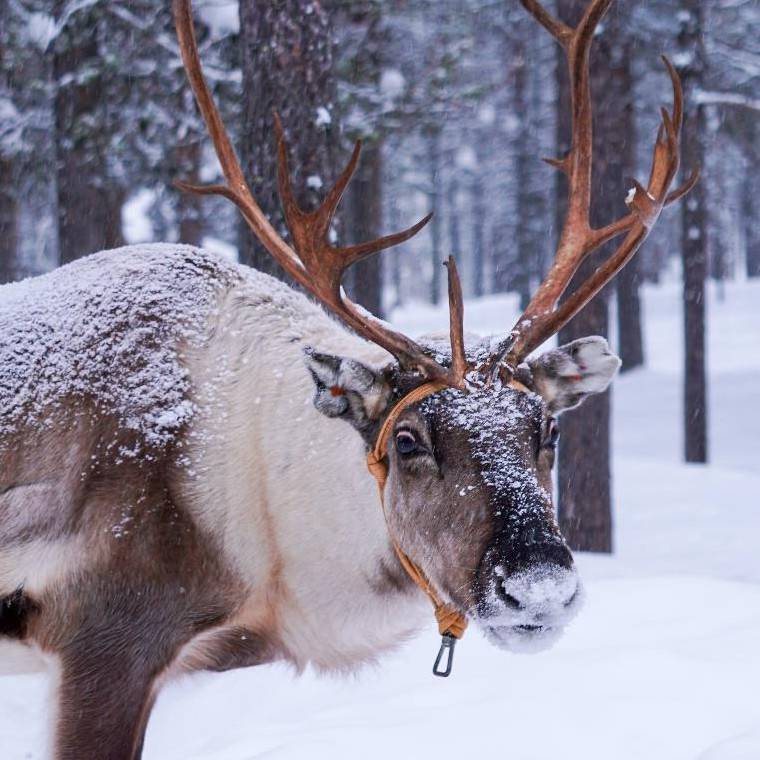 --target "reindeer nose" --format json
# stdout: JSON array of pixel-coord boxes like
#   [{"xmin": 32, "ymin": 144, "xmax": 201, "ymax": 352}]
[{"xmin": 496, "ymin": 563, "xmax": 579, "ymax": 615}]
